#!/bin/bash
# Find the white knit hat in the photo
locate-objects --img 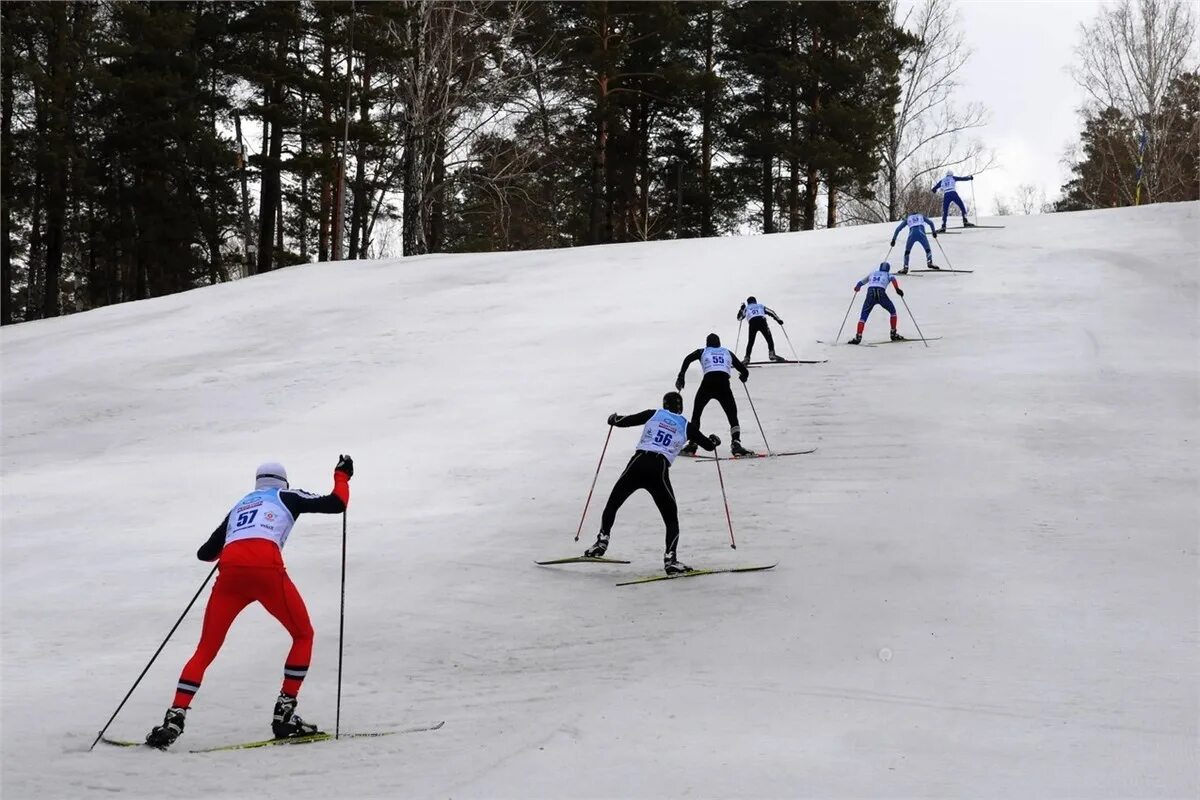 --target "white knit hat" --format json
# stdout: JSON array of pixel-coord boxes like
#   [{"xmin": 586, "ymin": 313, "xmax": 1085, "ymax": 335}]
[{"xmin": 255, "ymin": 461, "xmax": 289, "ymax": 489}]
